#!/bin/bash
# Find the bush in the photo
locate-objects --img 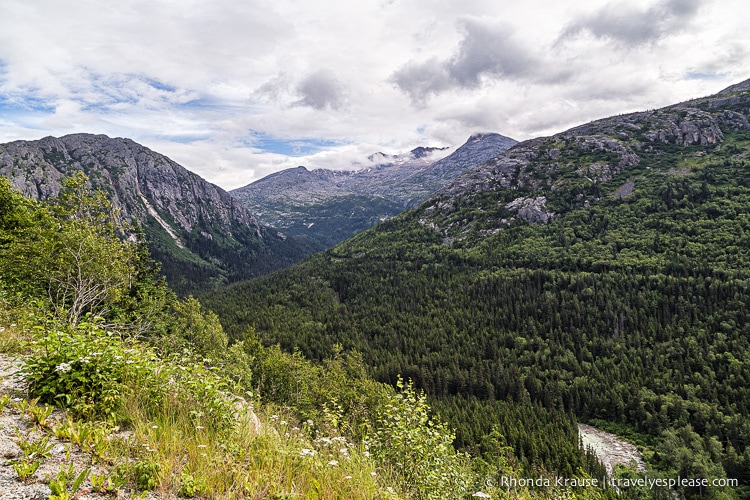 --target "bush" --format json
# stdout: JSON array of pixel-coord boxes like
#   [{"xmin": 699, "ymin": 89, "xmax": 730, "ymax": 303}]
[
  {"xmin": 22, "ymin": 315, "xmax": 237, "ymax": 431},
  {"xmin": 22, "ymin": 318, "xmax": 138, "ymax": 419},
  {"xmin": 368, "ymin": 377, "xmax": 471, "ymax": 500}
]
